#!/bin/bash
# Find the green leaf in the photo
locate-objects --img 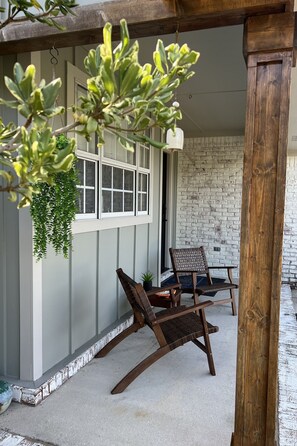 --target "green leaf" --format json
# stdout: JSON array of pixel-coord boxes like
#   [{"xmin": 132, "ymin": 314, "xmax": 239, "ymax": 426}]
[
  {"xmin": 120, "ymin": 62, "xmax": 141, "ymax": 96},
  {"xmin": 13, "ymin": 161, "xmax": 24, "ymax": 178},
  {"xmin": 42, "ymin": 78, "xmax": 62, "ymax": 109},
  {"xmin": 13, "ymin": 63, "xmax": 24, "ymax": 83},
  {"xmin": 102, "ymin": 22, "xmax": 113, "ymax": 58},
  {"xmin": 19, "ymin": 64, "xmax": 36, "ymax": 100},
  {"xmin": 101, "ymin": 56, "xmax": 116, "ymax": 97},
  {"xmin": 0, "ymin": 170, "xmax": 13, "ymax": 183},
  {"xmin": 4, "ymin": 77, "xmax": 24, "ymax": 103},
  {"xmin": 86, "ymin": 117, "xmax": 97, "ymax": 133}
]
